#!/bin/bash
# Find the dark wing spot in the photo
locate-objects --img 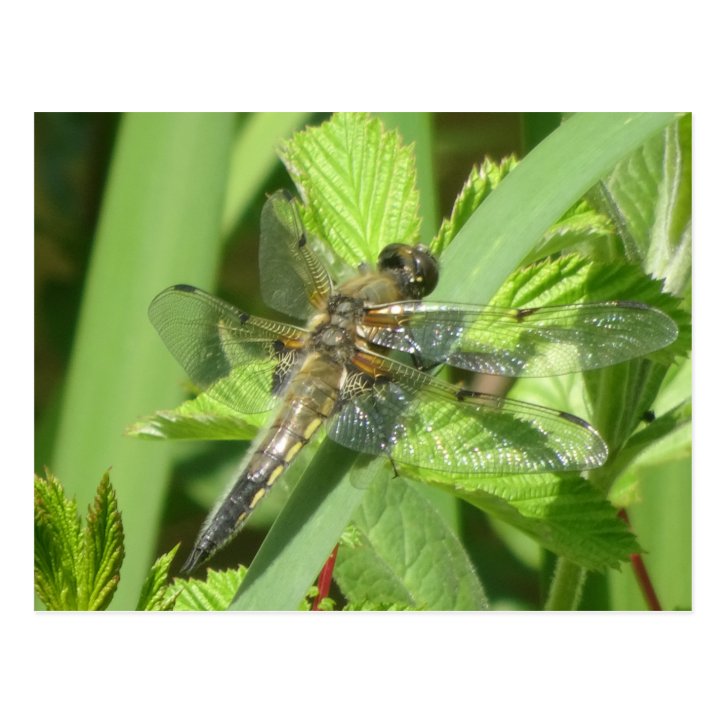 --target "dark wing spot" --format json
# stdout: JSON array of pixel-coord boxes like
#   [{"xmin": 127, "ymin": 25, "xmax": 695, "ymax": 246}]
[
  {"xmin": 515, "ymin": 307, "xmax": 539, "ymax": 322},
  {"xmin": 173, "ymin": 283, "xmax": 198, "ymax": 293},
  {"xmin": 238, "ymin": 311, "xmax": 251, "ymax": 324},
  {"xmin": 558, "ymin": 410, "xmax": 594, "ymax": 430},
  {"xmin": 298, "ymin": 234, "xmax": 307, "ymax": 248}
]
